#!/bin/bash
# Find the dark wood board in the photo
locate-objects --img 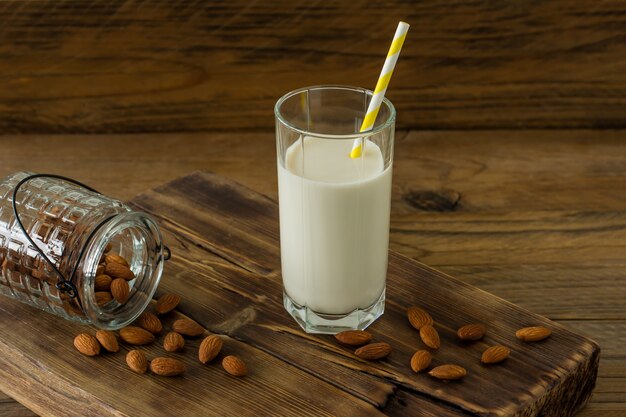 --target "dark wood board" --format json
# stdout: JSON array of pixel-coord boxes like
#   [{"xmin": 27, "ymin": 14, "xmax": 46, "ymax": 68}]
[
  {"xmin": 0, "ymin": 130, "xmax": 622, "ymax": 416},
  {"xmin": 1, "ymin": 0, "xmax": 626, "ymax": 133},
  {"xmin": 0, "ymin": 171, "xmax": 599, "ymax": 416}
]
